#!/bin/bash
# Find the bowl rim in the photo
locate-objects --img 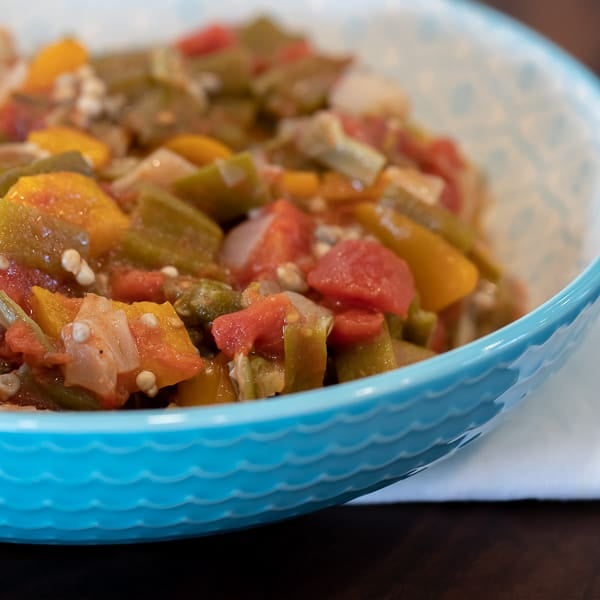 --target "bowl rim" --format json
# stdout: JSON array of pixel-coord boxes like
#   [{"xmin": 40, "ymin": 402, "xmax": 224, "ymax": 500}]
[{"xmin": 1, "ymin": 0, "xmax": 599, "ymax": 434}]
